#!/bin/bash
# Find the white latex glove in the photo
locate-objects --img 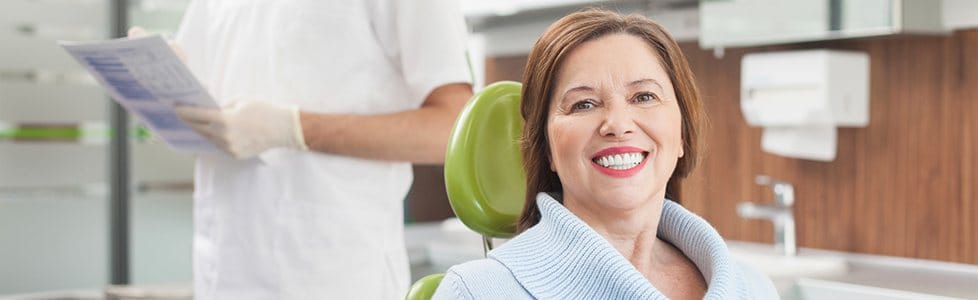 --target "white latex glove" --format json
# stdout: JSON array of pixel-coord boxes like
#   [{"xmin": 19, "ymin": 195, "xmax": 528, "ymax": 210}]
[{"xmin": 175, "ymin": 100, "xmax": 309, "ymax": 159}]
